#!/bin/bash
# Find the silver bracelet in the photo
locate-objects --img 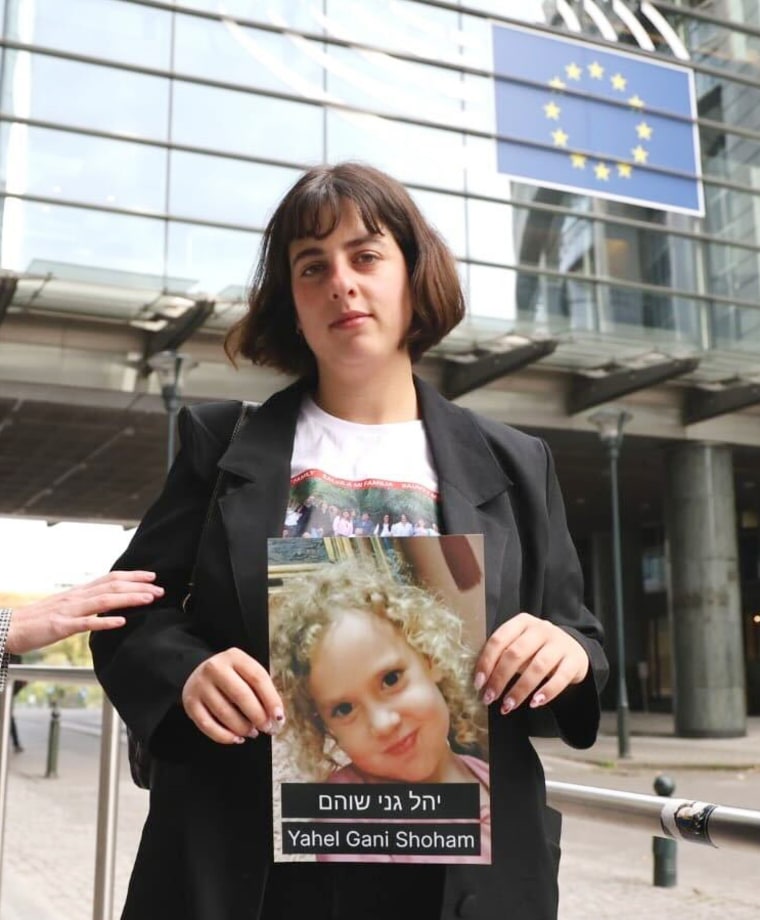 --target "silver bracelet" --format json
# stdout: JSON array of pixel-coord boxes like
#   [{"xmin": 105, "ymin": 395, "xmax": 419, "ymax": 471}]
[{"xmin": 0, "ymin": 608, "xmax": 12, "ymax": 693}]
